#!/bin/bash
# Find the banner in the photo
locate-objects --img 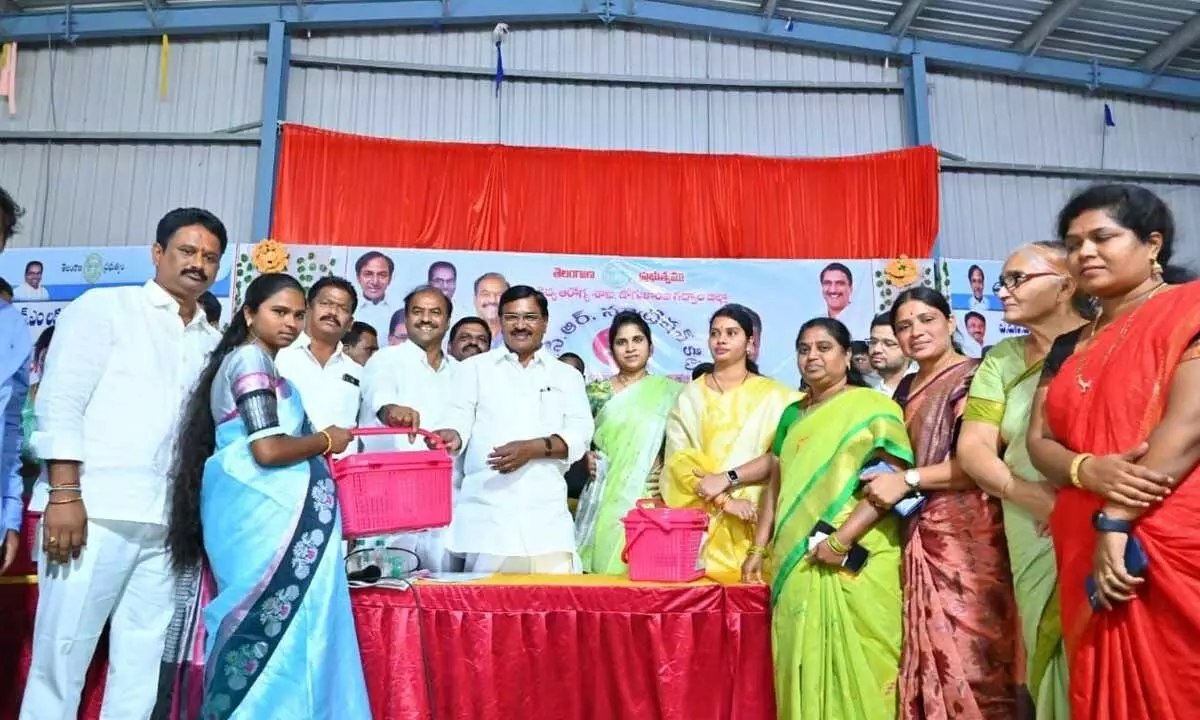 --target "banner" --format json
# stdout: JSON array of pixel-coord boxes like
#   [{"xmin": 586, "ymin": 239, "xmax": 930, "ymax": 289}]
[
  {"xmin": 0, "ymin": 245, "xmax": 235, "ymax": 339},
  {"xmin": 943, "ymin": 258, "xmax": 1028, "ymax": 357},
  {"xmin": 235, "ymin": 243, "xmax": 955, "ymax": 387}
]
